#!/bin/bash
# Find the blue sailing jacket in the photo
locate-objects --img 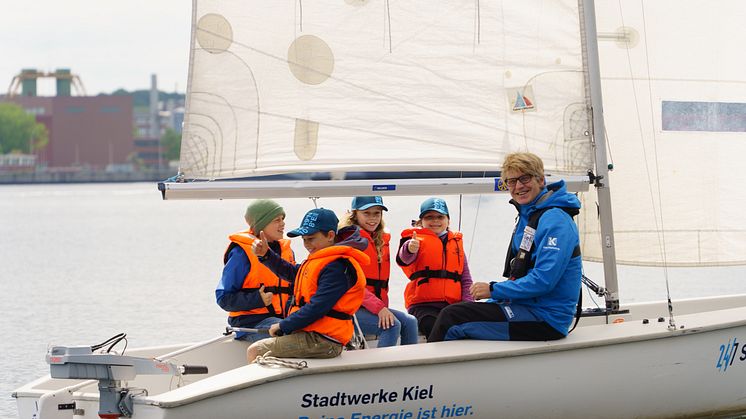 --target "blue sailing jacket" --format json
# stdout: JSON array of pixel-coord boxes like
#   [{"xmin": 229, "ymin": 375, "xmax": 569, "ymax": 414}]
[{"xmin": 490, "ymin": 180, "xmax": 582, "ymax": 335}]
